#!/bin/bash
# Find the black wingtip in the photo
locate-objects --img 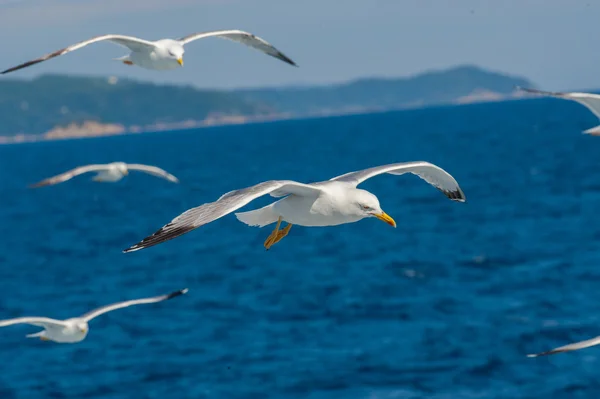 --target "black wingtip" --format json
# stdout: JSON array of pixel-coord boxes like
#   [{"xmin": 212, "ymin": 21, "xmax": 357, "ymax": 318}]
[
  {"xmin": 123, "ymin": 224, "xmax": 197, "ymax": 253},
  {"xmin": 446, "ymin": 188, "xmax": 466, "ymax": 202},
  {"xmin": 166, "ymin": 288, "xmax": 189, "ymax": 300},
  {"xmin": 276, "ymin": 52, "xmax": 297, "ymax": 67}
]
